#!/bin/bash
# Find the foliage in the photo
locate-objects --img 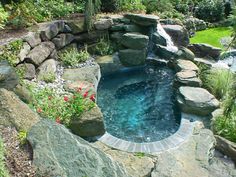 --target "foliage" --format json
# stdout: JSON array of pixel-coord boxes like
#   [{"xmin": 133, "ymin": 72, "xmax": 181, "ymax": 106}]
[
  {"xmin": 27, "ymin": 86, "xmax": 95, "ymax": 127},
  {"xmin": 95, "ymin": 37, "xmax": 114, "ymax": 56},
  {"xmin": 158, "ymin": 10, "xmax": 185, "ymax": 20},
  {"xmin": 59, "ymin": 47, "xmax": 90, "ymax": 67},
  {"xmin": 18, "ymin": 130, "xmax": 27, "ymax": 145},
  {"xmin": 134, "ymin": 152, "xmax": 145, "ymax": 158},
  {"xmin": 195, "ymin": 0, "xmax": 225, "ymax": 23},
  {"xmin": 143, "ymin": 0, "xmax": 173, "ymax": 14},
  {"xmin": 213, "ymin": 84, "xmax": 236, "ymax": 142},
  {"xmin": 0, "ymin": 136, "xmax": 9, "ymax": 177},
  {"xmin": 119, "ymin": 0, "xmax": 145, "ymax": 13},
  {"xmin": 227, "ymin": 8, "xmax": 236, "ymax": 48},
  {"xmin": 190, "ymin": 27, "xmax": 232, "ymax": 49},
  {"xmin": 0, "ymin": 3, "xmax": 8, "ymax": 29},
  {"xmin": 0, "ymin": 39, "xmax": 23, "ymax": 66},
  {"xmin": 204, "ymin": 69, "xmax": 234, "ymax": 100},
  {"xmin": 101, "ymin": 0, "xmax": 119, "ymax": 12},
  {"xmin": 39, "ymin": 72, "xmax": 56, "ymax": 83}
]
